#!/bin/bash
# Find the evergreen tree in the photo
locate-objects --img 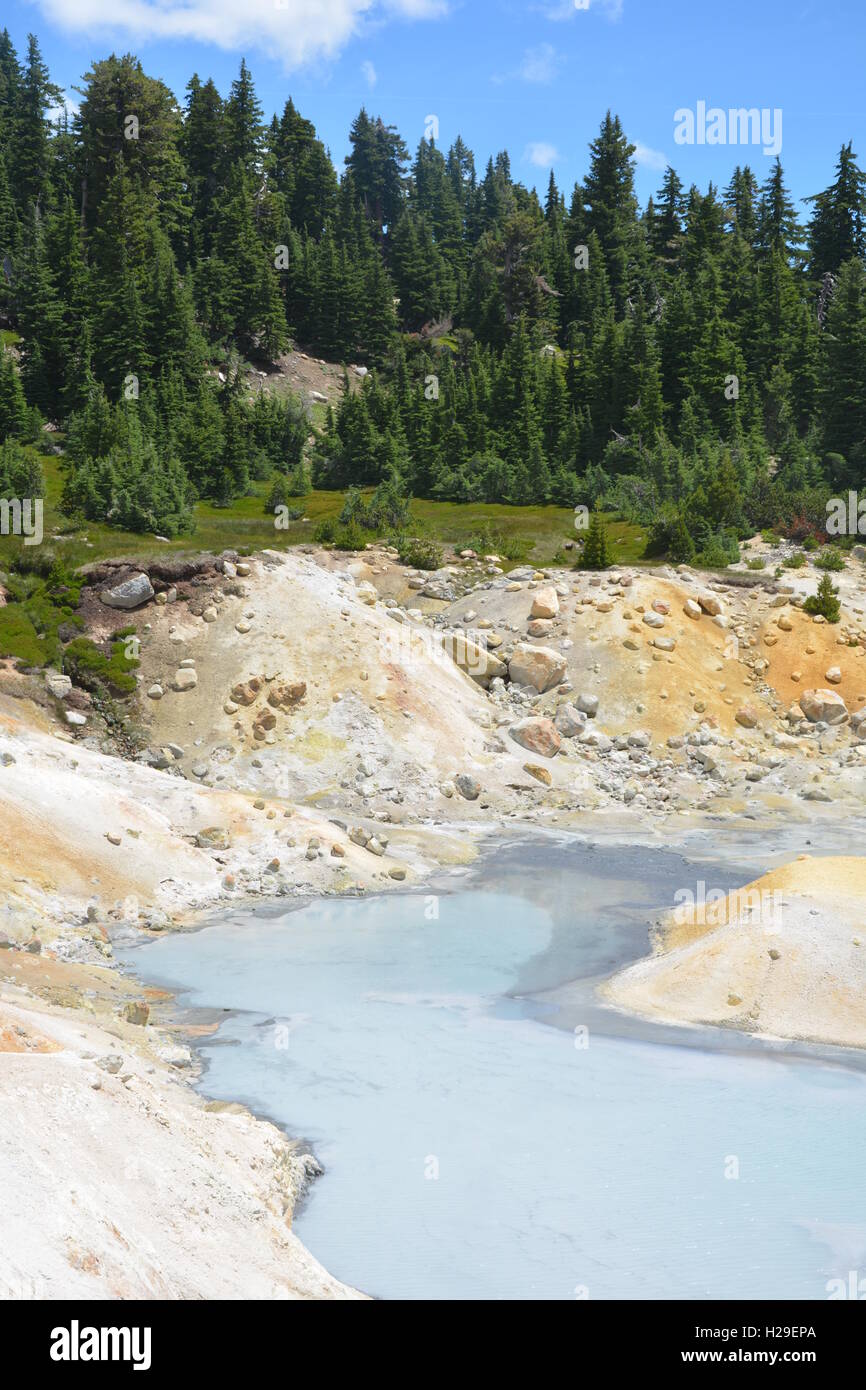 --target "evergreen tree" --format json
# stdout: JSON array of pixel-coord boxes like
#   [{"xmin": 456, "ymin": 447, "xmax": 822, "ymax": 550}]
[{"xmin": 580, "ymin": 507, "xmax": 611, "ymax": 569}]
